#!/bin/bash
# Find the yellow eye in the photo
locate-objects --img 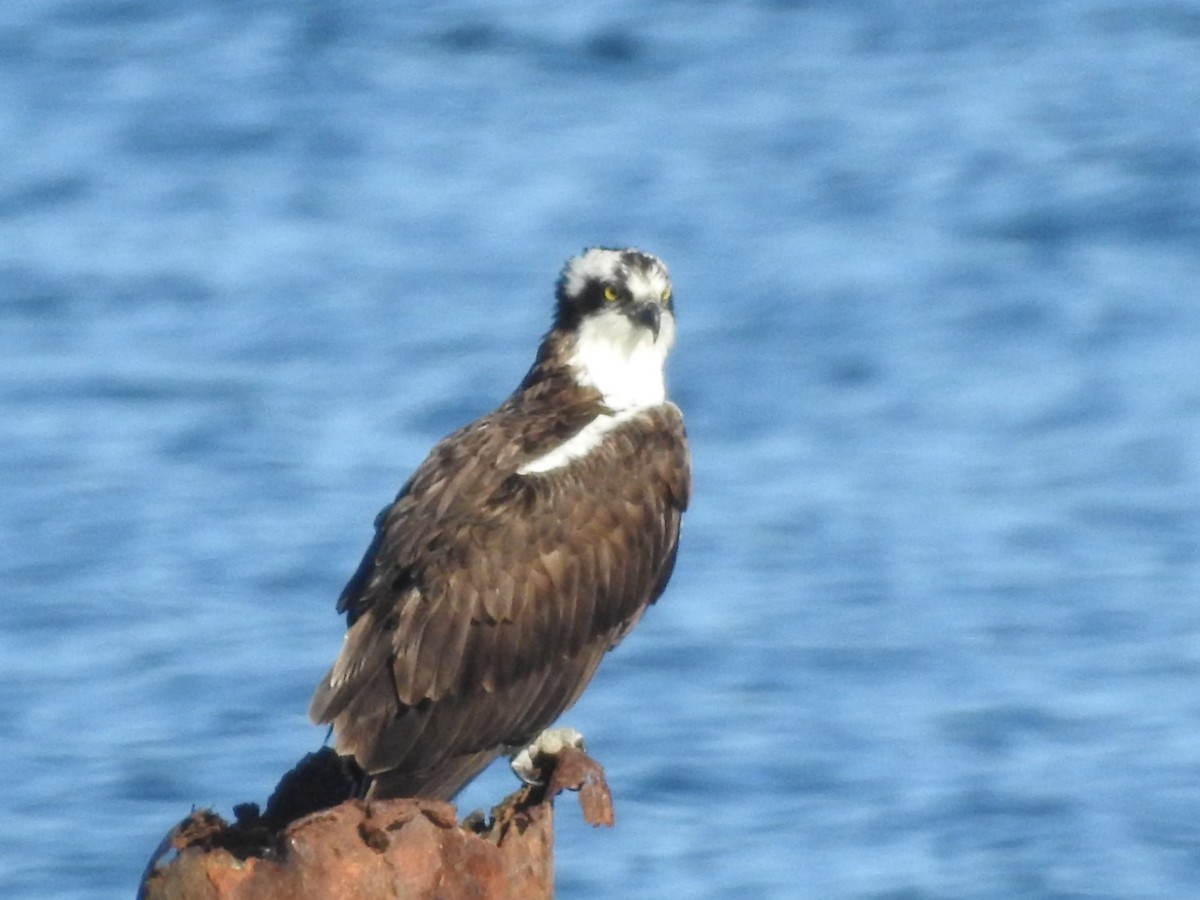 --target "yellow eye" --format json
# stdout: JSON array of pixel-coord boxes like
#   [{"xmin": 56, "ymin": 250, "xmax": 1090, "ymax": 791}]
[
  {"xmin": 661, "ymin": 287, "xmax": 672, "ymax": 303},
  {"xmin": 603, "ymin": 286, "xmax": 619, "ymax": 302}
]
